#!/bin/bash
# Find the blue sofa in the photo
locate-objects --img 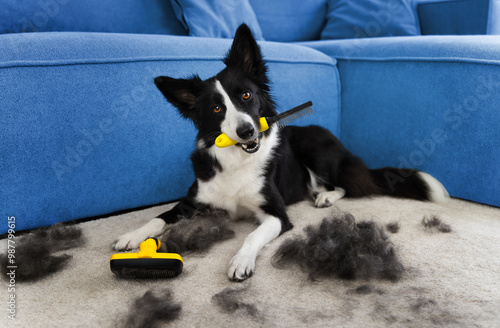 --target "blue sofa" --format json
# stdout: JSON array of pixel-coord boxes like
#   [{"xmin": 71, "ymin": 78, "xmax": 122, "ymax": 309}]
[{"xmin": 1, "ymin": 0, "xmax": 499, "ymax": 233}]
